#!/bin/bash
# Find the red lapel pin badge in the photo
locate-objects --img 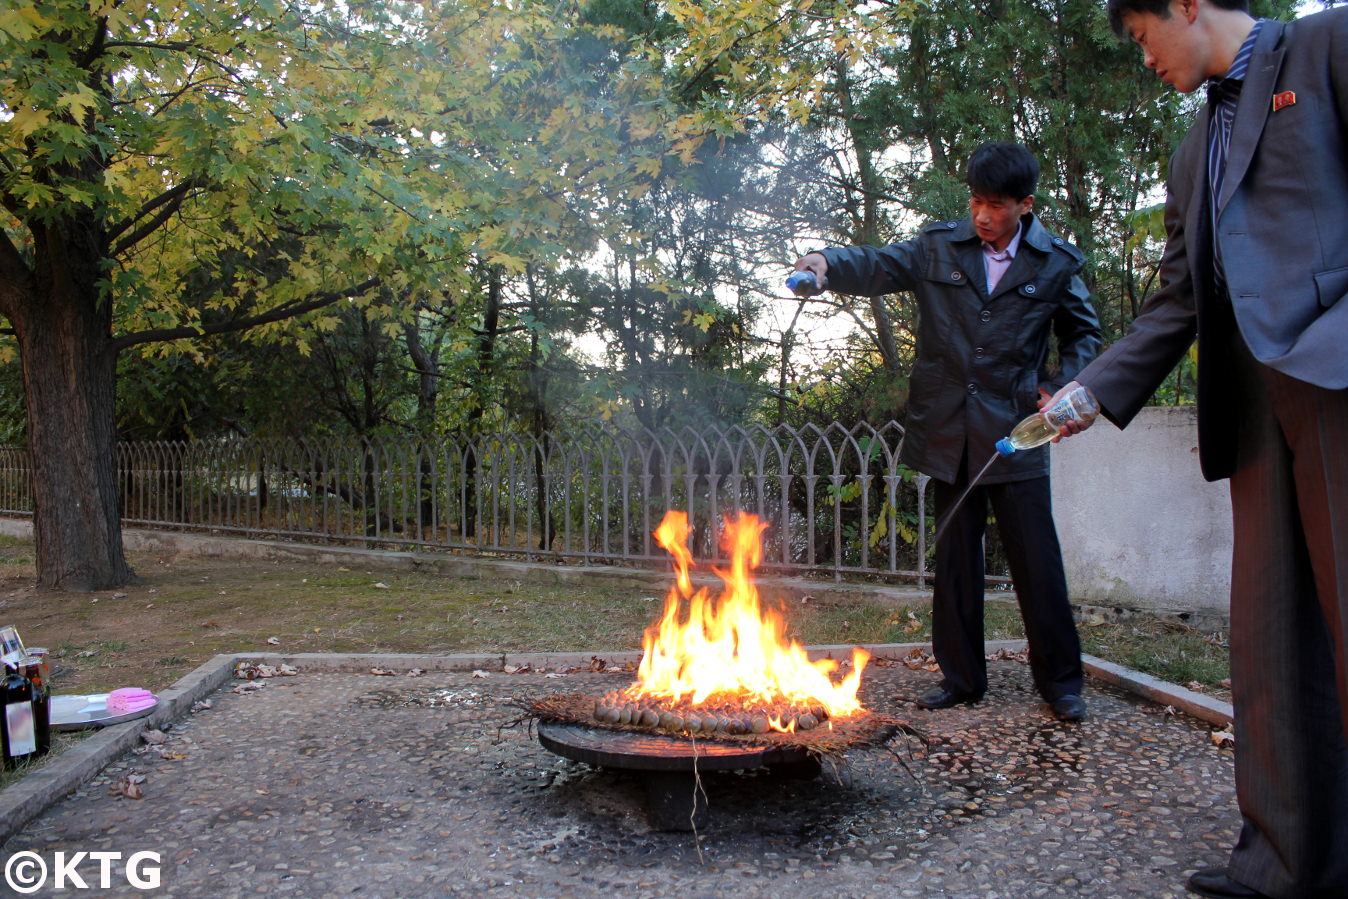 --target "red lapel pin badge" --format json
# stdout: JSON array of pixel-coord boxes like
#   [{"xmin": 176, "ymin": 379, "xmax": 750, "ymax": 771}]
[{"xmin": 1273, "ymin": 91, "xmax": 1296, "ymax": 111}]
